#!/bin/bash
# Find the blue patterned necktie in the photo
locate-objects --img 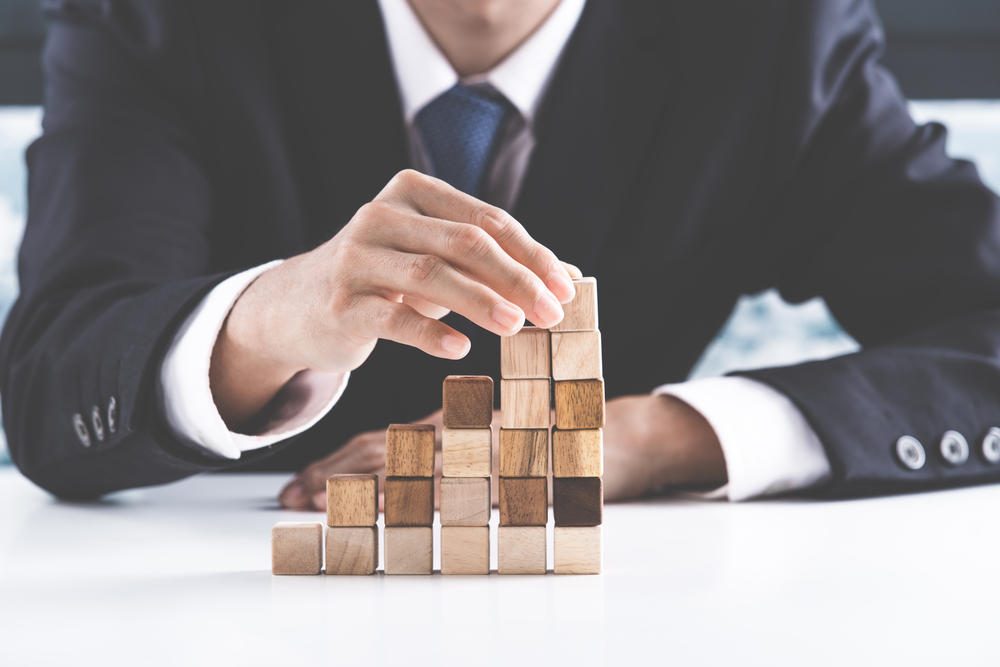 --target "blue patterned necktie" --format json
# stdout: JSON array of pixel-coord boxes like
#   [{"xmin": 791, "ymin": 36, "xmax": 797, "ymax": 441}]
[{"xmin": 414, "ymin": 83, "xmax": 516, "ymax": 200}]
